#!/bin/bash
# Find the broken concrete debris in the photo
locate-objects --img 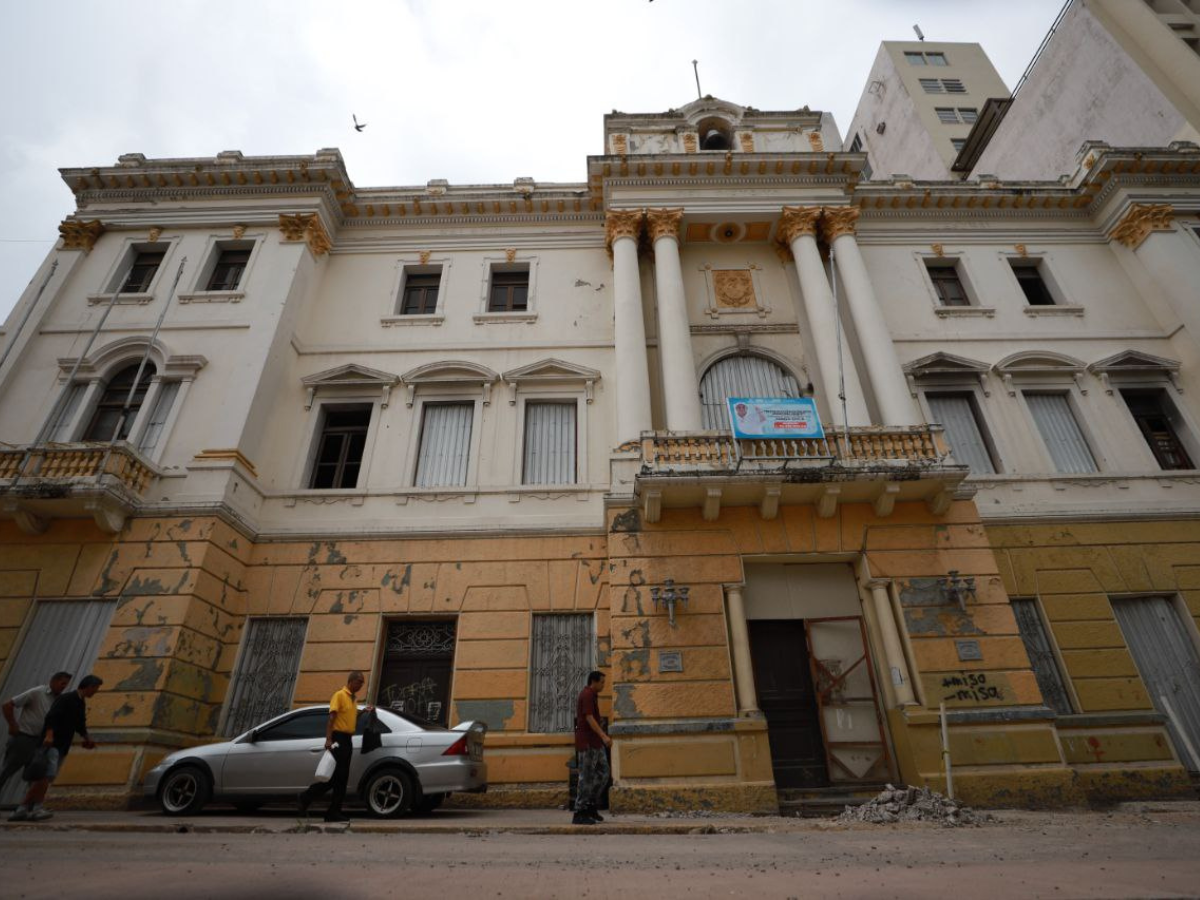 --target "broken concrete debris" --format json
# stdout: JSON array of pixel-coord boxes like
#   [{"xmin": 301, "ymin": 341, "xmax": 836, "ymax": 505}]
[{"xmin": 838, "ymin": 785, "xmax": 988, "ymax": 827}]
